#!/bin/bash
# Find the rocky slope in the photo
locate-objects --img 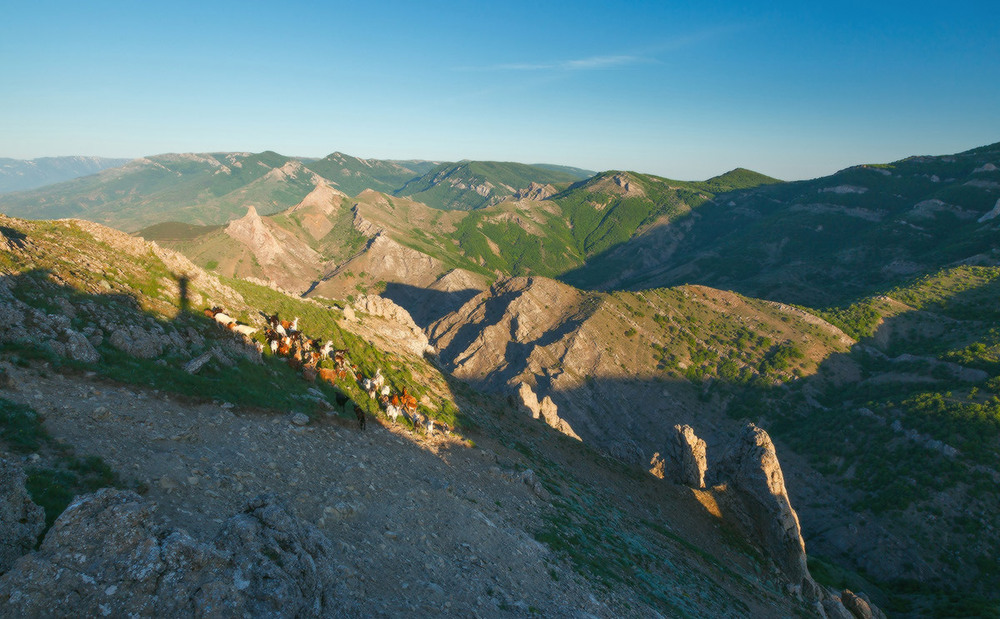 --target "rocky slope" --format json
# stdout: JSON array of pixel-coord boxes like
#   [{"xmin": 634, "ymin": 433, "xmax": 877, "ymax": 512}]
[
  {"xmin": 429, "ymin": 276, "xmax": 851, "ymax": 453},
  {"xmin": 0, "ymin": 213, "xmax": 829, "ymax": 617}
]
